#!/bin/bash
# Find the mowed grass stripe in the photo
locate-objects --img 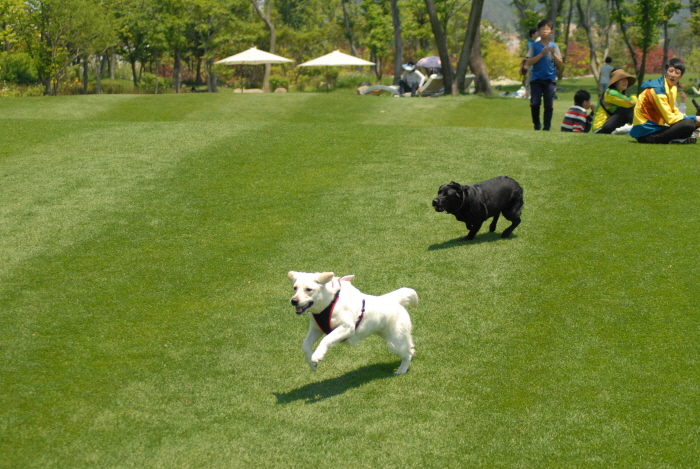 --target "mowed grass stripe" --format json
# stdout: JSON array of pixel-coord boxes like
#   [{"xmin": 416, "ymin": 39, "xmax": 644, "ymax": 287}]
[{"xmin": 1, "ymin": 91, "xmax": 700, "ymax": 468}]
